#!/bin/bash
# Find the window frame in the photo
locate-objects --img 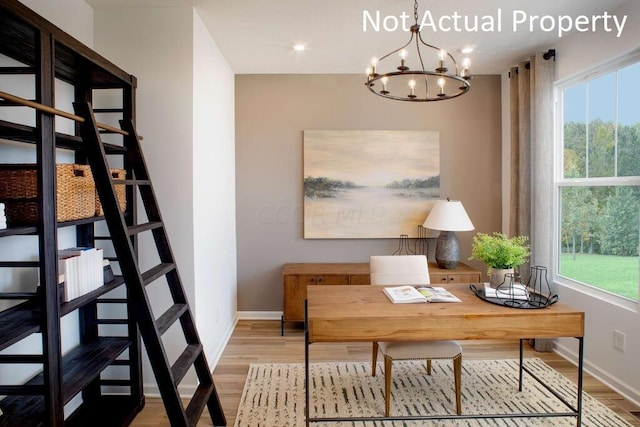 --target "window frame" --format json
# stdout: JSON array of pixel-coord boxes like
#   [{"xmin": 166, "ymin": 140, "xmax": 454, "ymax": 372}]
[{"xmin": 554, "ymin": 51, "xmax": 640, "ymax": 309}]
